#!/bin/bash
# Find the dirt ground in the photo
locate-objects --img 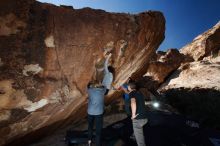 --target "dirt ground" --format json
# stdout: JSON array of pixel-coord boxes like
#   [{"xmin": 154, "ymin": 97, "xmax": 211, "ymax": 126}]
[{"xmin": 29, "ymin": 113, "xmax": 127, "ymax": 146}]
